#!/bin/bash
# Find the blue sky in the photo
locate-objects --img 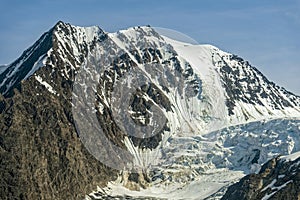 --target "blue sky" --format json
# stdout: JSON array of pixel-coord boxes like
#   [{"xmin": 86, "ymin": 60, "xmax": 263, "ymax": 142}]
[{"xmin": 0, "ymin": 0, "xmax": 299, "ymax": 94}]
